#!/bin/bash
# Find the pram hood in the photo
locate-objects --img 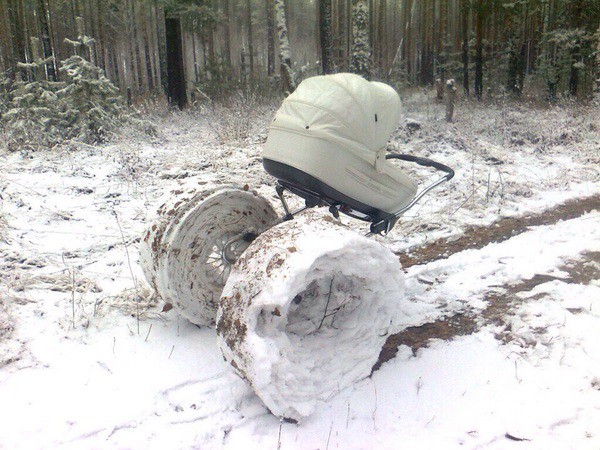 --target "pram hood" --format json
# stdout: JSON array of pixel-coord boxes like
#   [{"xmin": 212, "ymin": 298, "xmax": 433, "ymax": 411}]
[{"xmin": 271, "ymin": 73, "xmax": 402, "ymax": 158}]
